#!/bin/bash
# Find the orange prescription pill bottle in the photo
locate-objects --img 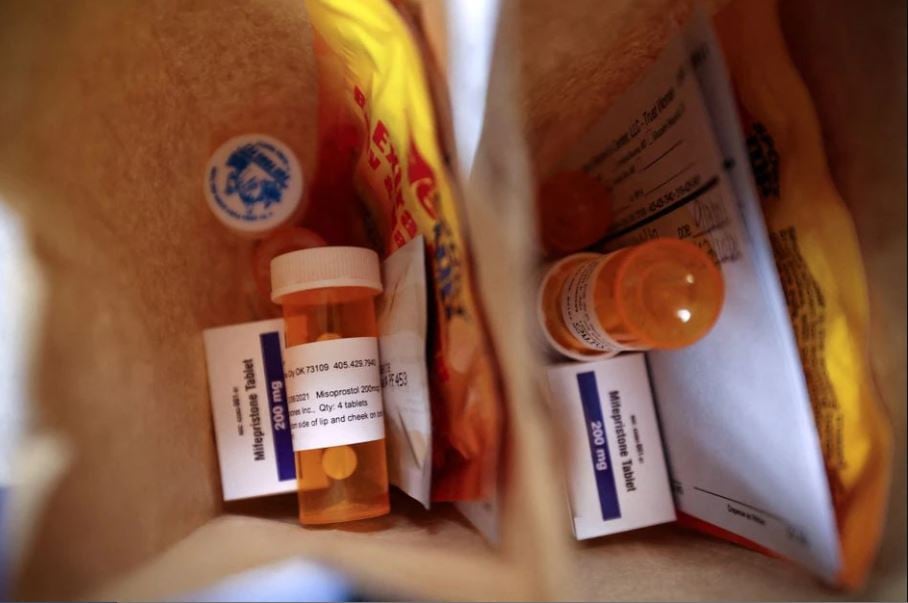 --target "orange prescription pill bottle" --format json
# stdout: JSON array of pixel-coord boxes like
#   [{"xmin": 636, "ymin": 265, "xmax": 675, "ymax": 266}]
[
  {"xmin": 271, "ymin": 246, "xmax": 390, "ymax": 524},
  {"xmin": 538, "ymin": 238, "xmax": 725, "ymax": 360}
]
